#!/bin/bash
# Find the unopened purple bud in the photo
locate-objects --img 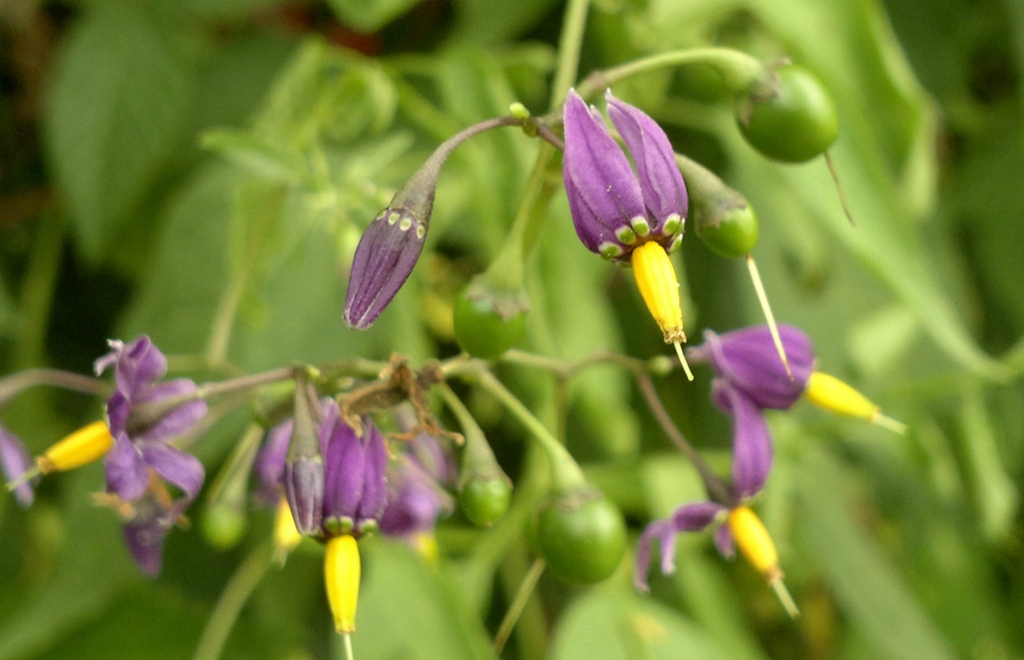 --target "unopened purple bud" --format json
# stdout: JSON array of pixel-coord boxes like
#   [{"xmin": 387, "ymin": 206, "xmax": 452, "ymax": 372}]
[
  {"xmin": 284, "ymin": 456, "xmax": 325, "ymax": 536},
  {"xmin": 343, "ymin": 207, "xmax": 428, "ymax": 330},
  {"xmin": 688, "ymin": 325, "xmax": 815, "ymax": 410}
]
